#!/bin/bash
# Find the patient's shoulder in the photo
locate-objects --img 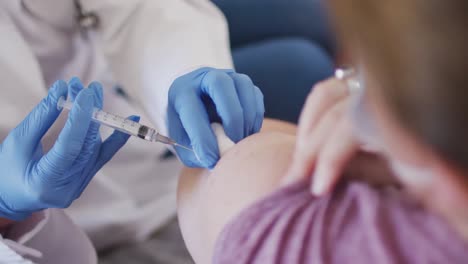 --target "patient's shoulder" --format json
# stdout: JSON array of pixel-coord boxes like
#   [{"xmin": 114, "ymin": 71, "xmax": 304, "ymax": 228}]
[
  {"xmin": 177, "ymin": 128, "xmax": 297, "ymax": 264},
  {"xmin": 213, "ymin": 181, "xmax": 468, "ymax": 264}
]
